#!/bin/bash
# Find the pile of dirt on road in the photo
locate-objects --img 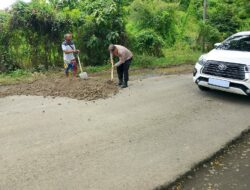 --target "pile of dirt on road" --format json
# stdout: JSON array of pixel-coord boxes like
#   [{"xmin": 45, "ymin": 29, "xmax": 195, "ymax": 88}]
[{"xmin": 0, "ymin": 77, "xmax": 118, "ymax": 101}]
